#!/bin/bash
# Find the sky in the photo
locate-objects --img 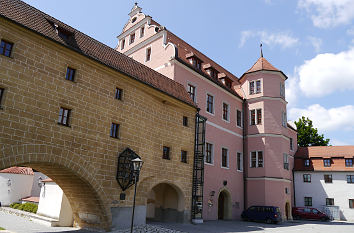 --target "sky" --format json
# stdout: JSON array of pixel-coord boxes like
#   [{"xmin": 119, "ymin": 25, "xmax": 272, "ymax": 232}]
[{"xmin": 21, "ymin": 0, "xmax": 354, "ymax": 146}]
